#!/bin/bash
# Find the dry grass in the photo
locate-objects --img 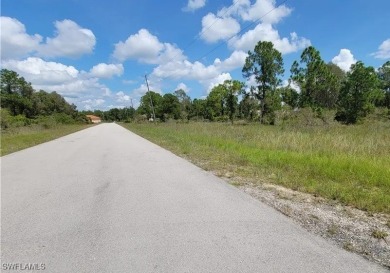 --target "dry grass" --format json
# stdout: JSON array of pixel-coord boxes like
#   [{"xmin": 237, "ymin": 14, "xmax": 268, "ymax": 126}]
[{"xmin": 1, "ymin": 124, "xmax": 91, "ymax": 156}]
